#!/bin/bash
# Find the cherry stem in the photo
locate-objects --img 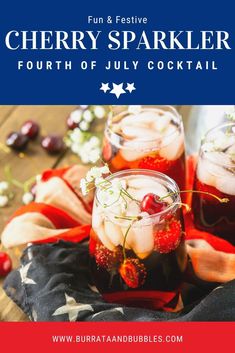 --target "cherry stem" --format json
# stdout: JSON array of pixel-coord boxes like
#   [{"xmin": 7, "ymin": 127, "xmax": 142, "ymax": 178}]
[
  {"xmin": 120, "ymin": 188, "xmax": 140, "ymax": 204},
  {"xmin": 122, "ymin": 222, "xmax": 133, "ymax": 261},
  {"xmin": 114, "ymin": 215, "xmax": 142, "ymax": 221},
  {"xmin": 174, "ymin": 202, "xmax": 191, "ymax": 213},
  {"xmin": 114, "ymin": 215, "xmax": 141, "ymax": 261},
  {"xmin": 159, "ymin": 189, "xmax": 229, "ymax": 204}
]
